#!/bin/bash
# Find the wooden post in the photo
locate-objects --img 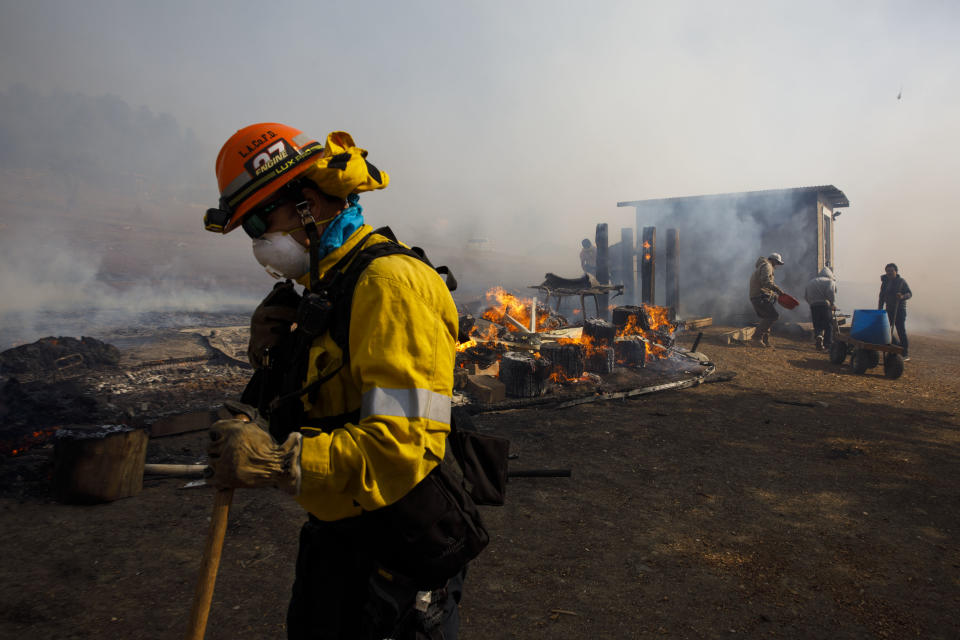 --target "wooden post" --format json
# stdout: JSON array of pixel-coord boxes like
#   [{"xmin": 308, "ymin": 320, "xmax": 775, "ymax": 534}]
[
  {"xmin": 665, "ymin": 228, "xmax": 679, "ymax": 315},
  {"xmin": 595, "ymin": 223, "xmax": 609, "ymax": 320},
  {"xmin": 640, "ymin": 226, "xmax": 656, "ymax": 305},
  {"xmin": 620, "ymin": 227, "xmax": 635, "ymax": 304}
]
